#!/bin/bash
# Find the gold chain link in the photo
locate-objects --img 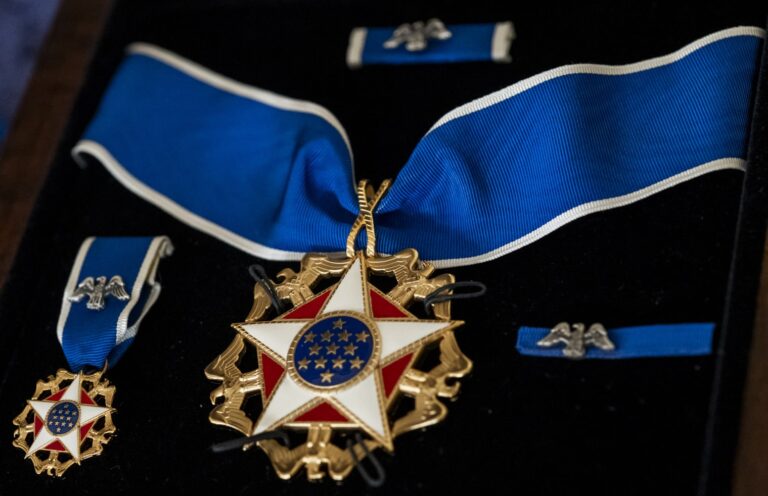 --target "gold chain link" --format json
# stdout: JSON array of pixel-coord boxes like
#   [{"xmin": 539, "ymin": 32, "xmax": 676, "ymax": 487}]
[{"xmin": 345, "ymin": 179, "xmax": 391, "ymax": 258}]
